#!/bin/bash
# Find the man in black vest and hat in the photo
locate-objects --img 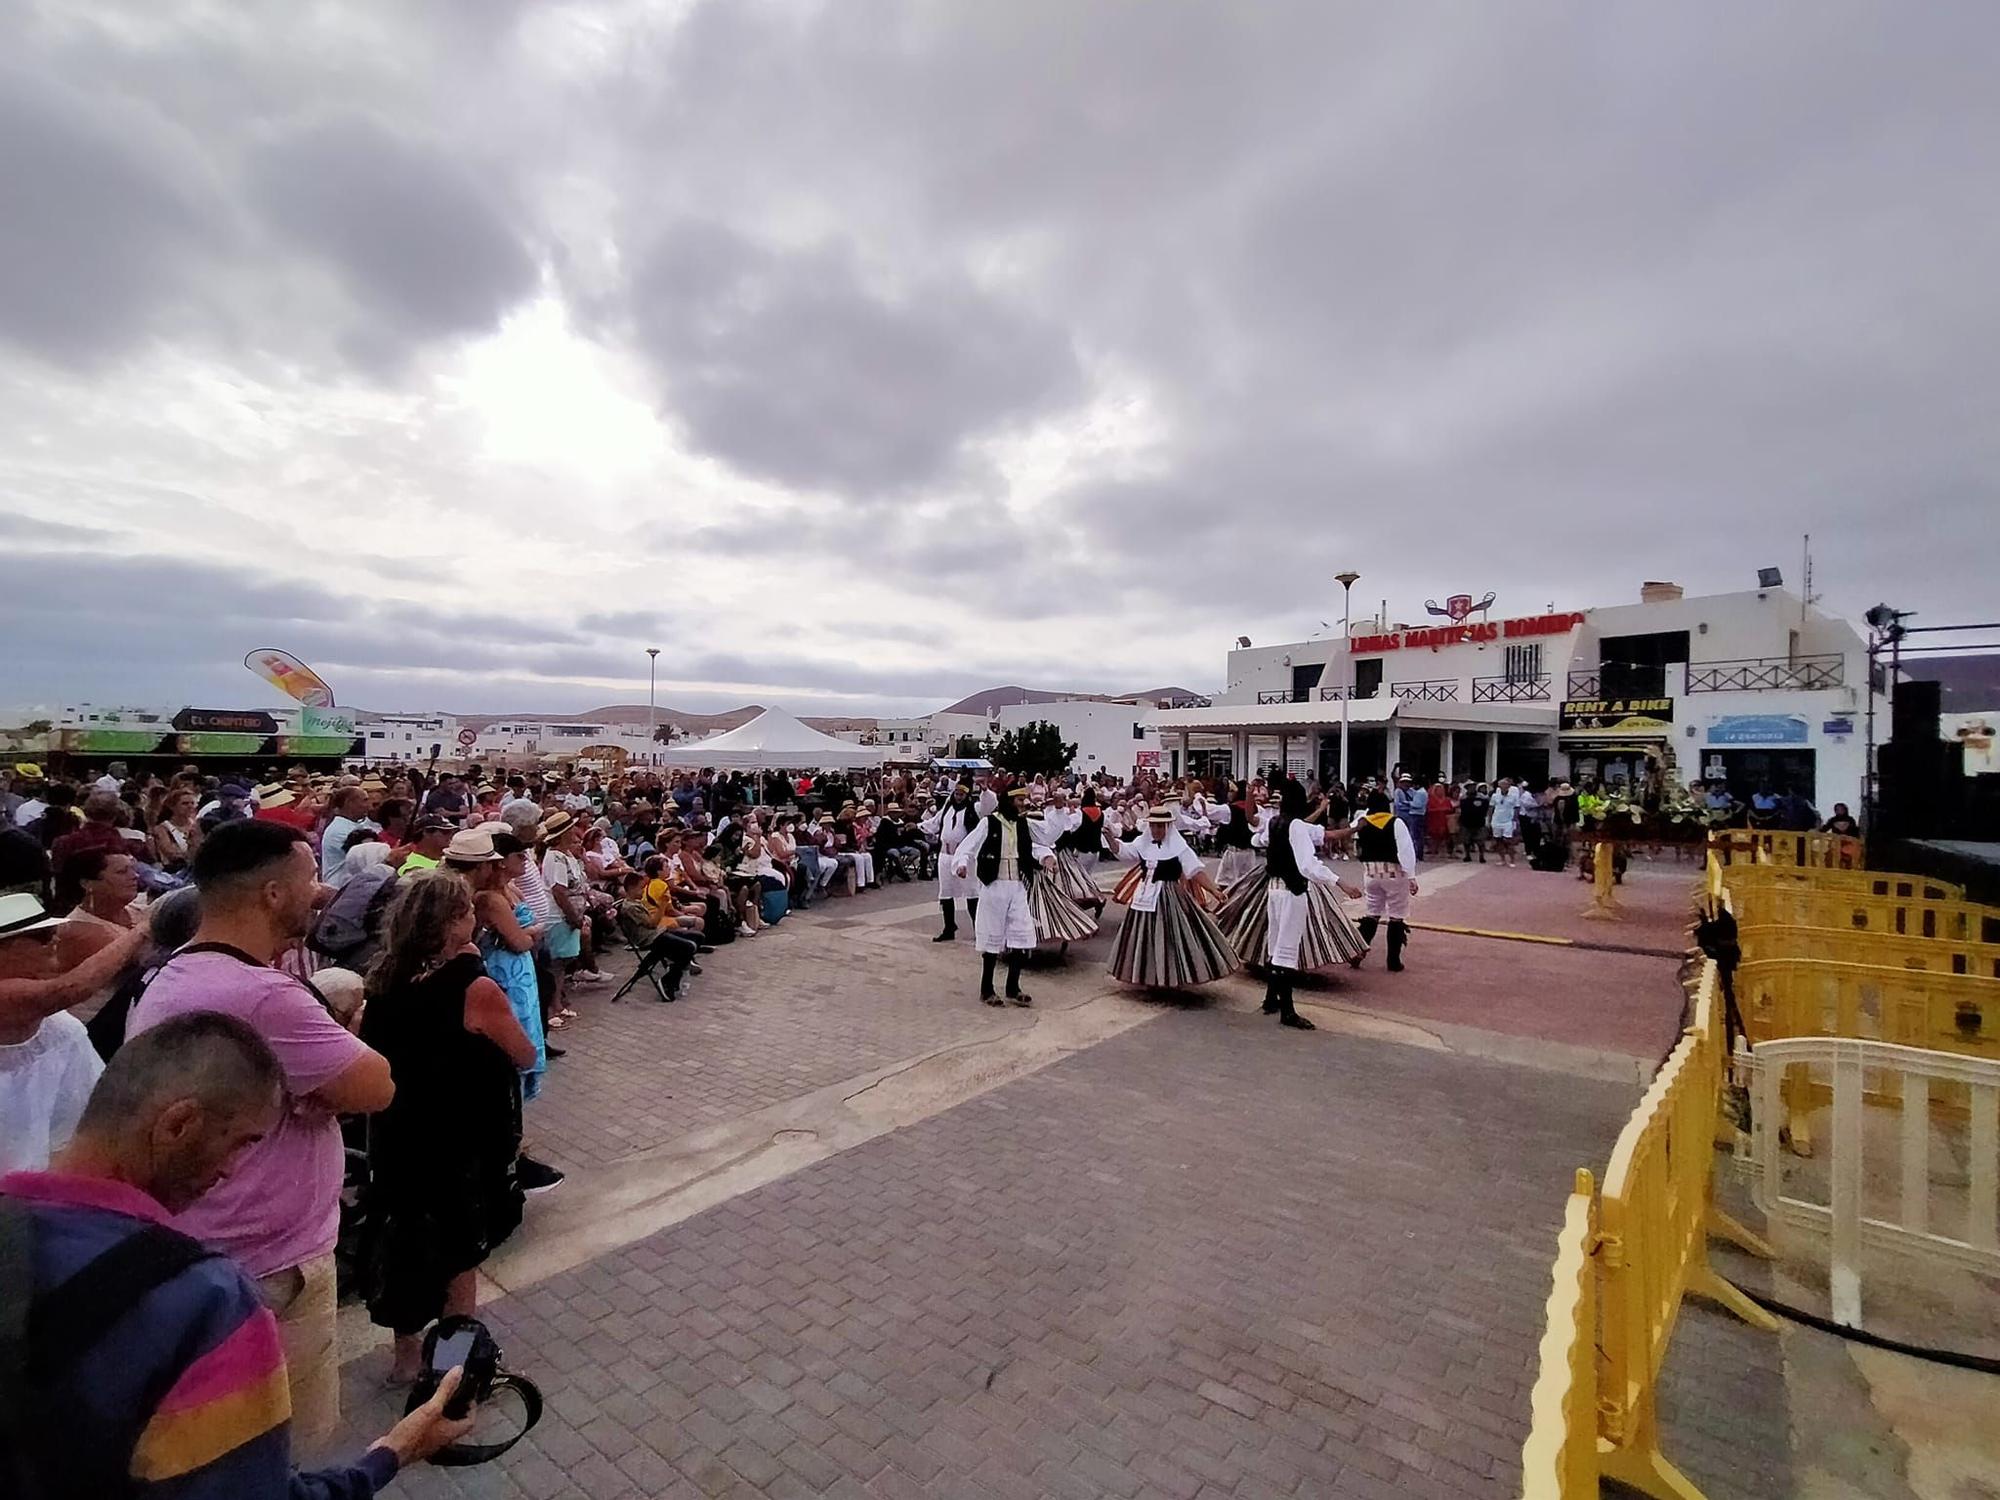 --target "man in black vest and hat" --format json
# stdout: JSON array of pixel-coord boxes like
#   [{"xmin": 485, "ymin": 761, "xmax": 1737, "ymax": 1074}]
[
  {"xmin": 950, "ymin": 784, "xmax": 1056, "ymax": 1006},
  {"xmin": 1352, "ymin": 788, "xmax": 1419, "ymax": 971}
]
